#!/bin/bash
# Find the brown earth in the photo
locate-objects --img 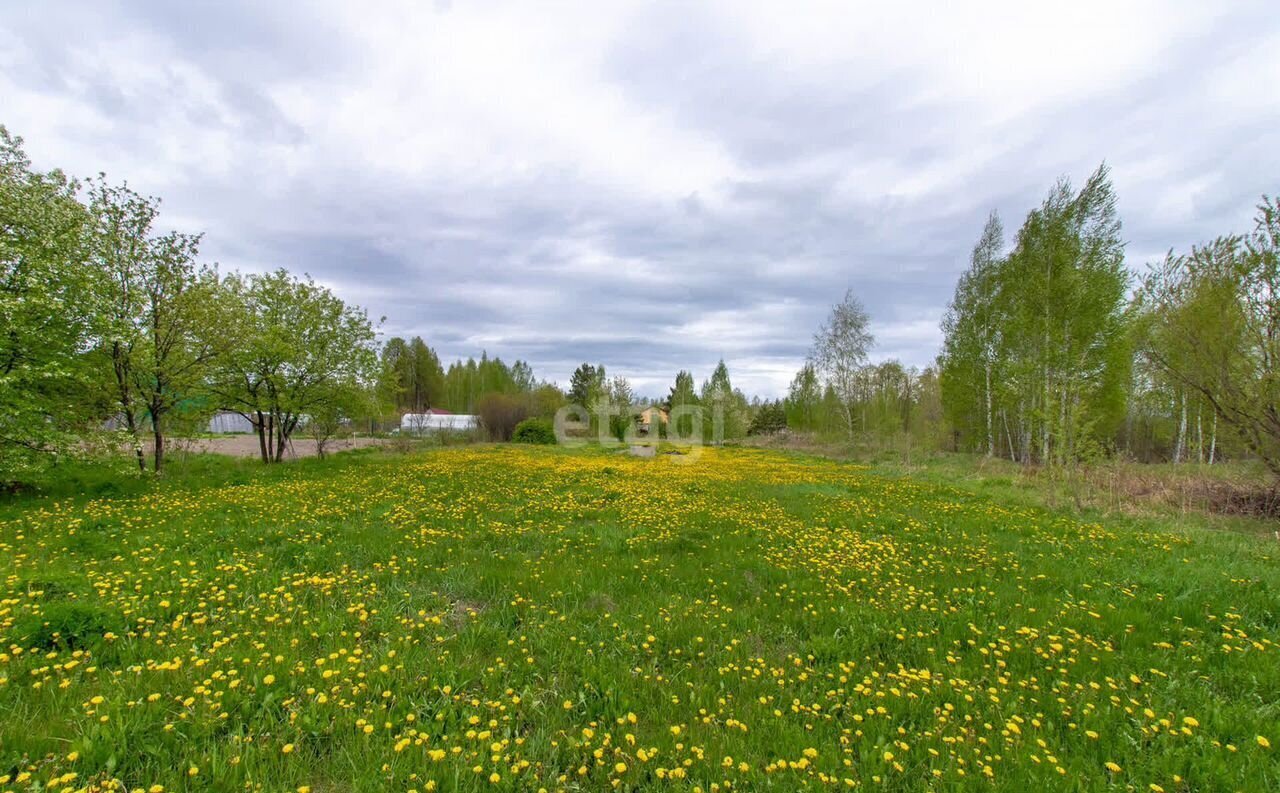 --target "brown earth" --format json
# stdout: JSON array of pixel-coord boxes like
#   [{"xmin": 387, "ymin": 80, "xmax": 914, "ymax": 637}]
[{"xmin": 146, "ymin": 435, "xmax": 393, "ymax": 459}]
